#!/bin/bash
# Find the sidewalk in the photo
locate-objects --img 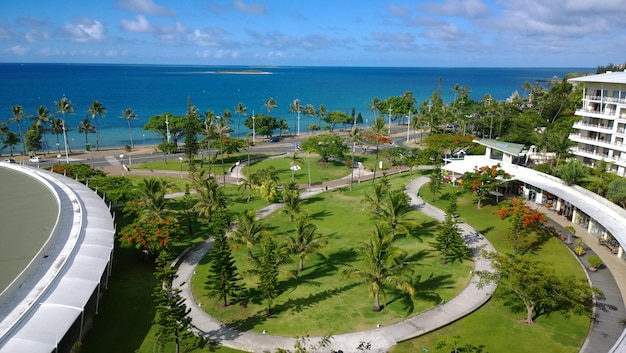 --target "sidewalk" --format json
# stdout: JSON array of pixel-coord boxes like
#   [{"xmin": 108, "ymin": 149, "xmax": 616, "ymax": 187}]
[{"xmin": 173, "ymin": 176, "xmax": 497, "ymax": 353}]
